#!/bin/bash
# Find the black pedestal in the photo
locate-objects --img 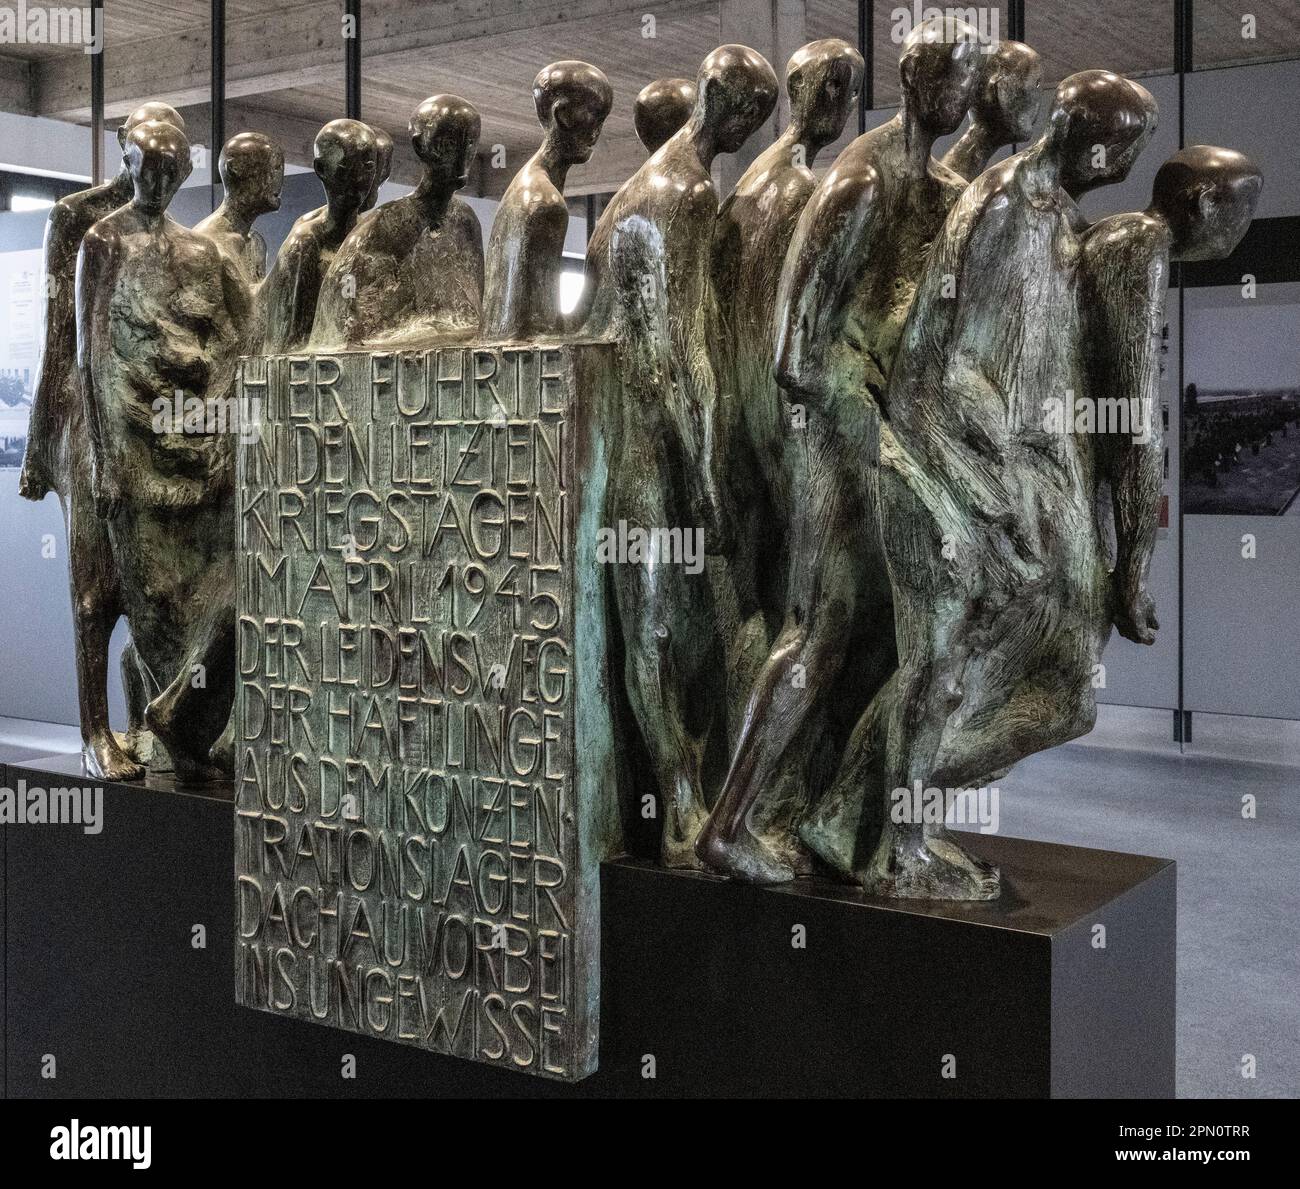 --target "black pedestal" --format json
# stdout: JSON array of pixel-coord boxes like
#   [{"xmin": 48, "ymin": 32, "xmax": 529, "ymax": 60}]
[{"xmin": 2, "ymin": 754, "xmax": 1174, "ymax": 1098}]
